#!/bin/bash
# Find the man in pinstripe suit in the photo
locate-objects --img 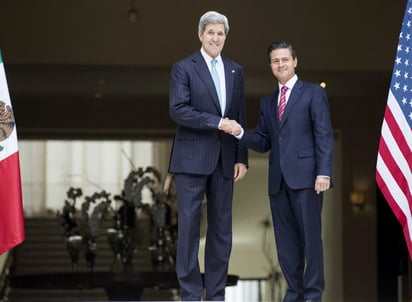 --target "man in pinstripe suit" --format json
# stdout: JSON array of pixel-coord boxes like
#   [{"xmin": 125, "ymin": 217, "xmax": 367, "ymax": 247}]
[{"xmin": 168, "ymin": 10, "xmax": 248, "ymax": 301}]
